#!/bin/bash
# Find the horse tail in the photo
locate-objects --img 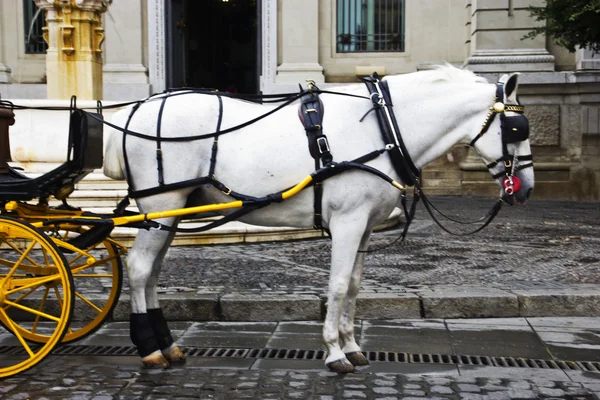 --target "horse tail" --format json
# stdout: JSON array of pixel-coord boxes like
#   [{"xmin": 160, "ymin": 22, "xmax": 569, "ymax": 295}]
[{"xmin": 103, "ymin": 109, "xmax": 127, "ymax": 180}]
